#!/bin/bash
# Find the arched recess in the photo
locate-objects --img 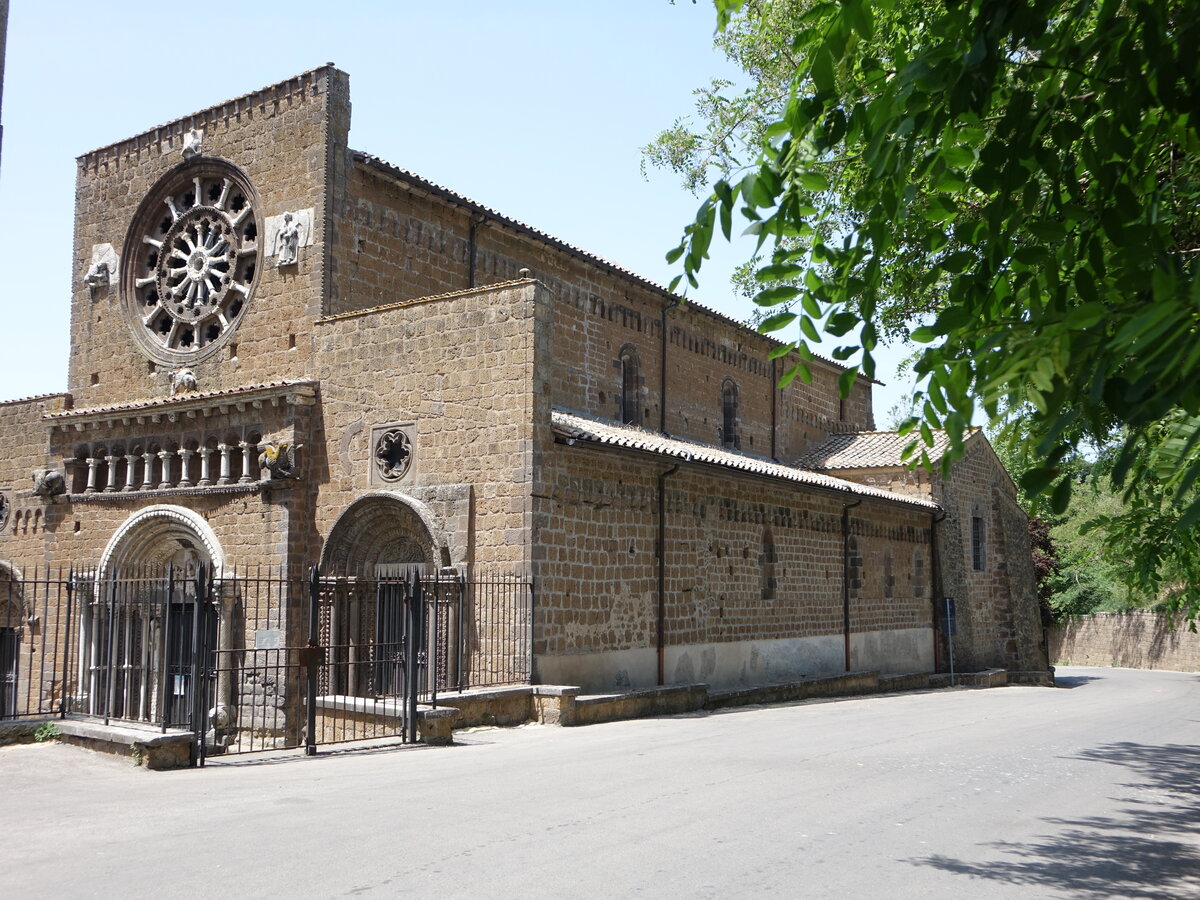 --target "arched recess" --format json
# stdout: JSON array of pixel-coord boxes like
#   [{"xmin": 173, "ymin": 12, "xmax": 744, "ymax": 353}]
[
  {"xmin": 0, "ymin": 560, "xmax": 26, "ymax": 629},
  {"xmin": 98, "ymin": 504, "xmax": 226, "ymax": 576},
  {"xmin": 321, "ymin": 492, "xmax": 450, "ymax": 575}
]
